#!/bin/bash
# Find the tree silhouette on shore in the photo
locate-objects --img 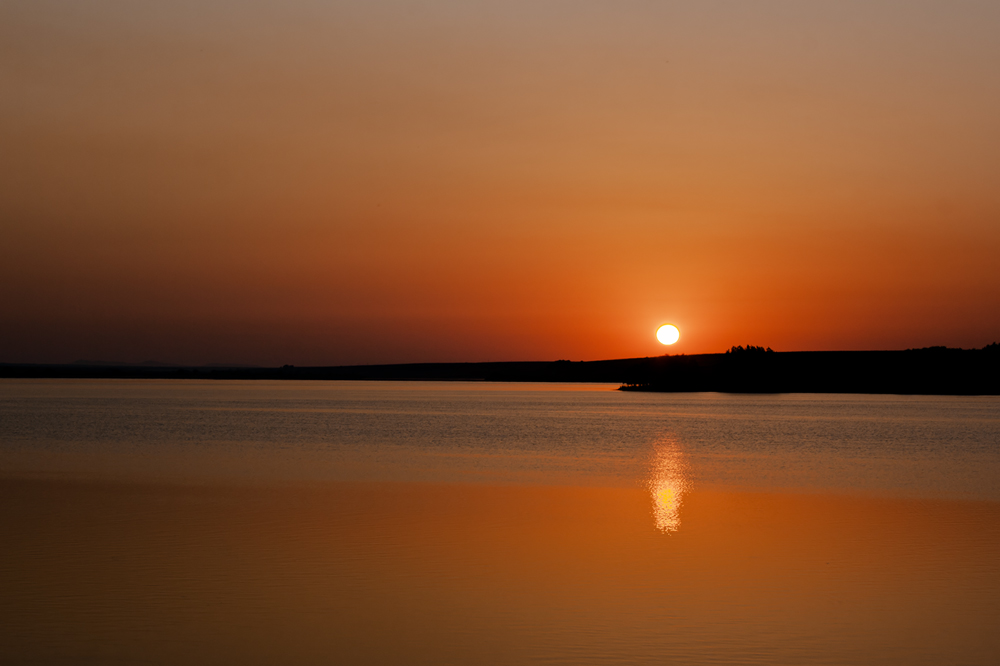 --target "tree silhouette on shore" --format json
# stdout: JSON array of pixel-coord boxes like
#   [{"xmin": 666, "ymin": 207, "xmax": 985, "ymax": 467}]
[{"xmin": 725, "ymin": 345, "xmax": 774, "ymax": 355}]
